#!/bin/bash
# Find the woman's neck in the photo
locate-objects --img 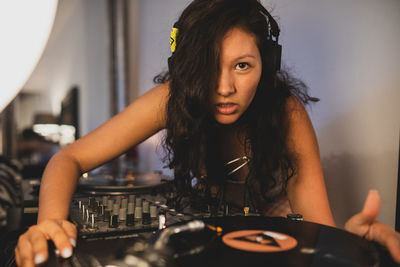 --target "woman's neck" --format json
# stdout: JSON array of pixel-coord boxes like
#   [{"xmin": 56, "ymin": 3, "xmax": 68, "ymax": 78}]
[{"xmin": 215, "ymin": 124, "xmax": 250, "ymax": 181}]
